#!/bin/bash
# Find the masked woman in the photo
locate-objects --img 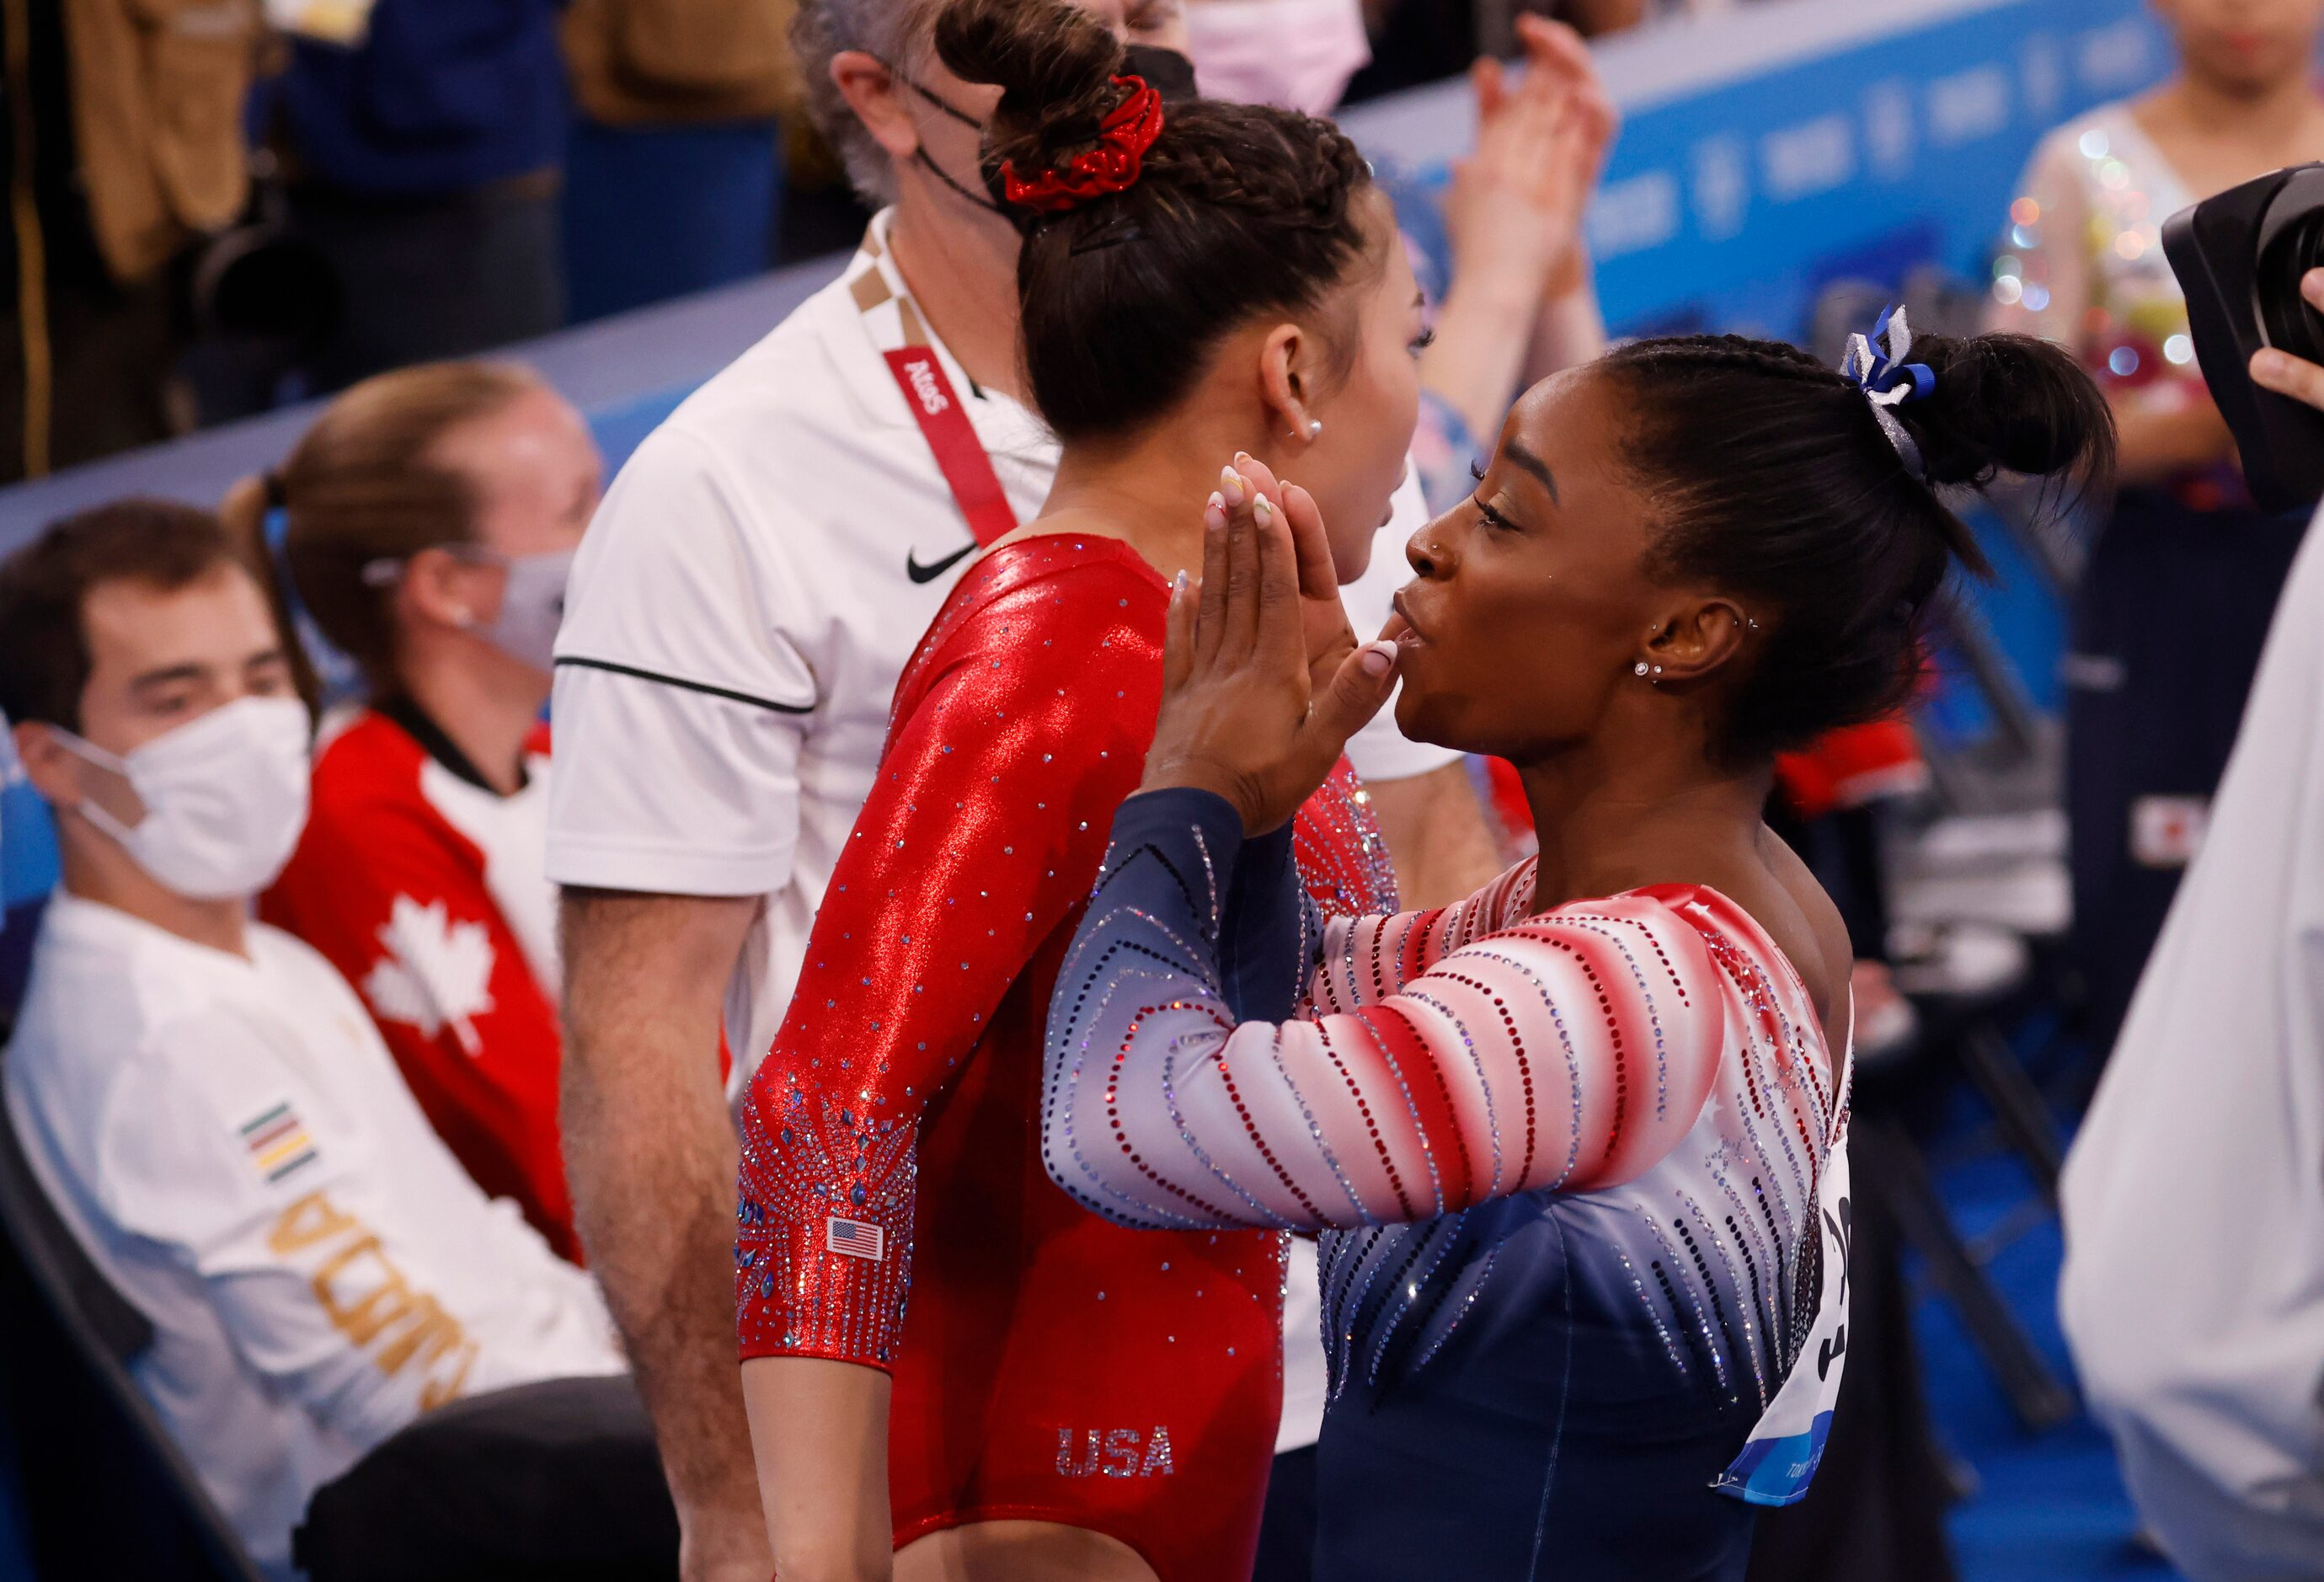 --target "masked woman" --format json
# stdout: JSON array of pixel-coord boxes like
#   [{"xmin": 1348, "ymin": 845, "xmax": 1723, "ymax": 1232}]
[
  {"xmin": 232, "ymin": 362, "xmax": 602, "ymax": 1261},
  {"xmin": 1047, "ymin": 318, "xmax": 2111, "ymax": 1579}
]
